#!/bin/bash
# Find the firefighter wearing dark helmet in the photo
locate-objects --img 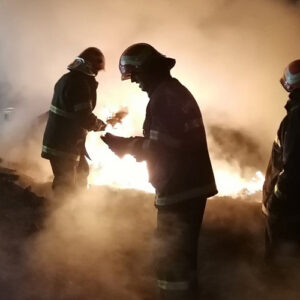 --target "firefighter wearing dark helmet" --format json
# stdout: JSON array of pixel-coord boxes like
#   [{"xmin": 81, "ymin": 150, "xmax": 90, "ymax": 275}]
[
  {"xmin": 42, "ymin": 47, "xmax": 107, "ymax": 195},
  {"xmin": 263, "ymin": 59, "xmax": 300, "ymax": 262},
  {"xmin": 101, "ymin": 43, "xmax": 217, "ymax": 299}
]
